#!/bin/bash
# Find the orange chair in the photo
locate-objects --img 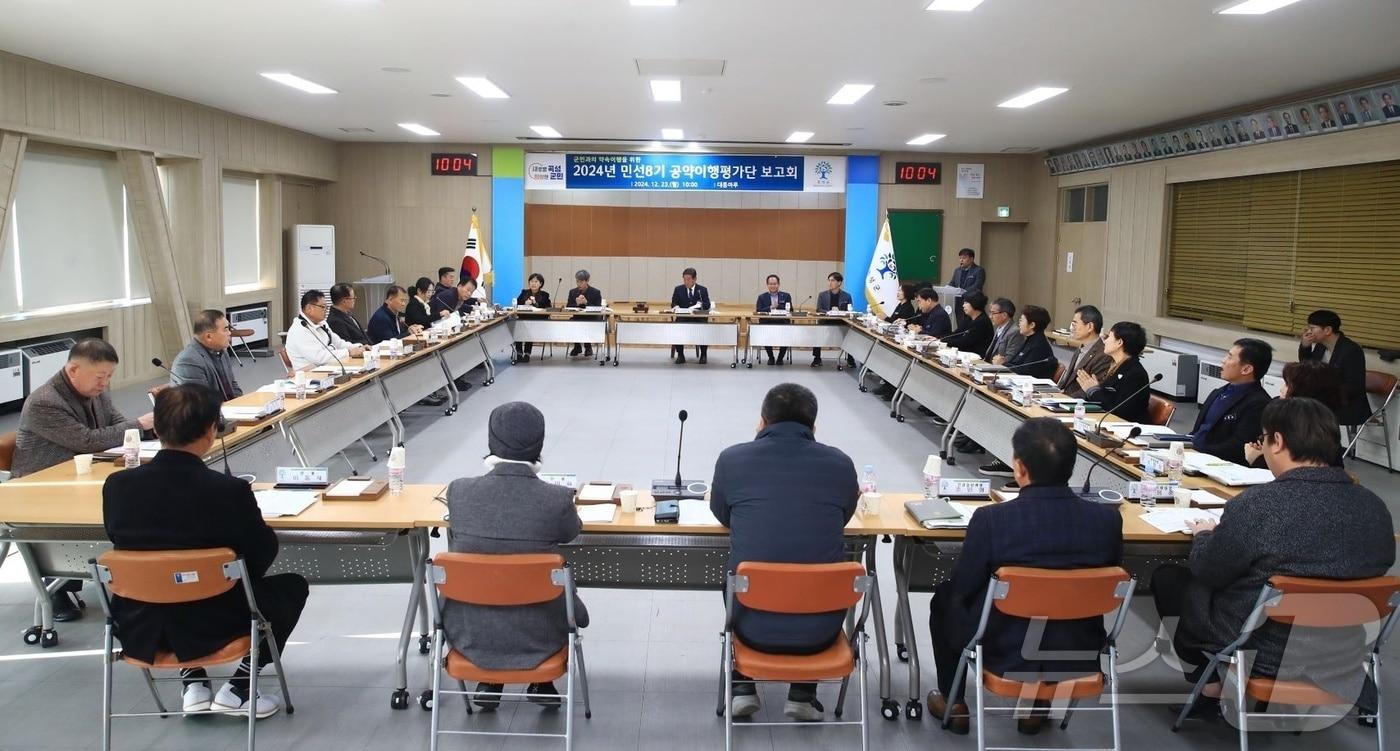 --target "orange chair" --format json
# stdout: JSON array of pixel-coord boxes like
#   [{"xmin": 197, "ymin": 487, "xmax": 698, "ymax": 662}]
[
  {"xmin": 942, "ymin": 566, "xmax": 1135, "ymax": 751},
  {"xmin": 90, "ymin": 548, "xmax": 292, "ymax": 751},
  {"xmin": 718, "ymin": 561, "xmax": 873, "ymax": 751},
  {"xmin": 1054, "ymin": 362, "xmax": 1066, "ymax": 384},
  {"xmin": 1172, "ymin": 574, "xmax": 1400, "ymax": 750},
  {"xmin": 1146, "ymin": 394, "xmax": 1177, "ymax": 427},
  {"xmin": 423, "ymin": 552, "xmax": 591, "ymax": 750},
  {"xmin": 1344, "ymin": 371, "xmax": 1396, "ymax": 471}
]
